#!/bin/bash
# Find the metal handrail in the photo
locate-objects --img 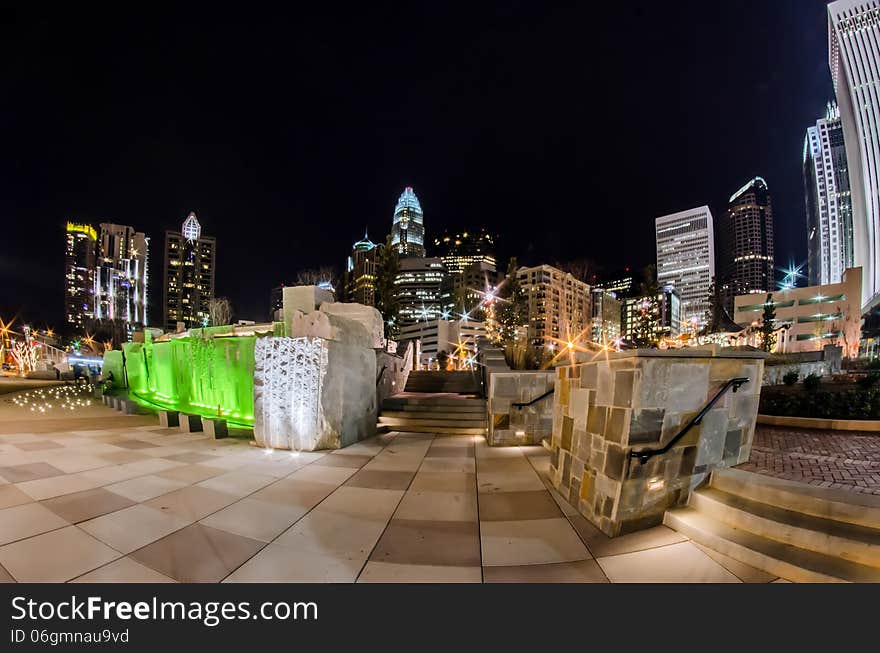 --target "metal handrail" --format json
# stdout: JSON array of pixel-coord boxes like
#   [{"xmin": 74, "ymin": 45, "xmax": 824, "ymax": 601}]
[
  {"xmin": 512, "ymin": 388, "xmax": 555, "ymax": 408},
  {"xmin": 376, "ymin": 365, "xmax": 387, "ymax": 387},
  {"xmin": 628, "ymin": 377, "xmax": 749, "ymax": 465}
]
